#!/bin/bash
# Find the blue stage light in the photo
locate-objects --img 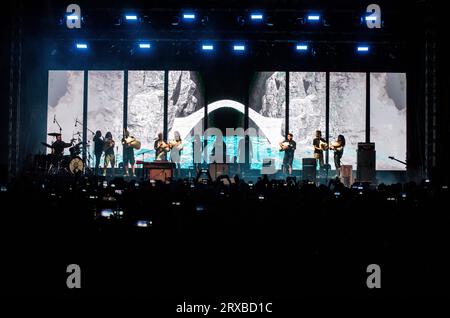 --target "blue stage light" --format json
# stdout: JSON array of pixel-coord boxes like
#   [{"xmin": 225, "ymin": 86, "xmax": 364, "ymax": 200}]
[
  {"xmin": 76, "ymin": 43, "xmax": 88, "ymax": 49},
  {"xmin": 233, "ymin": 44, "xmax": 246, "ymax": 51},
  {"xmin": 202, "ymin": 44, "xmax": 214, "ymax": 51},
  {"xmin": 125, "ymin": 15, "xmax": 138, "ymax": 21},
  {"xmin": 66, "ymin": 15, "xmax": 79, "ymax": 20},
  {"xmin": 183, "ymin": 13, "xmax": 196, "ymax": 20},
  {"xmin": 365, "ymin": 16, "xmax": 377, "ymax": 21},
  {"xmin": 250, "ymin": 13, "xmax": 263, "ymax": 20},
  {"xmin": 296, "ymin": 44, "xmax": 308, "ymax": 51},
  {"xmin": 357, "ymin": 45, "xmax": 370, "ymax": 52},
  {"xmin": 307, "ymin": 14, "xmax": 321, "ymax": 21},
  {"xmin": 139, "ymin": 43, "xmax": 151, "ymax": 49}
]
